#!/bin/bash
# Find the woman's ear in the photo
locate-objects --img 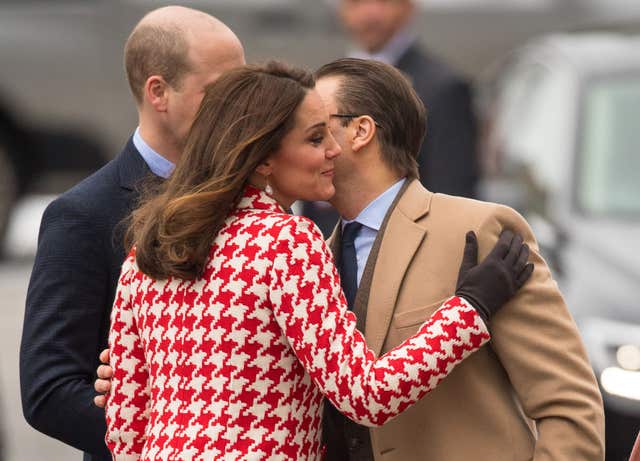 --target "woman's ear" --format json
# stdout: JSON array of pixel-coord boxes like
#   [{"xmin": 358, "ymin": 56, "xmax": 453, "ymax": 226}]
[
  {"xmin": 144, "ymin": 75, "xmax": 169, "ymax": 112},
  {"xmin": 351, "ymin": 116, "xmax": 377, "ymax": 152},
  {"xmin": 255, "ymin": 160, "xmax": 272, "ymax": 177}
]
